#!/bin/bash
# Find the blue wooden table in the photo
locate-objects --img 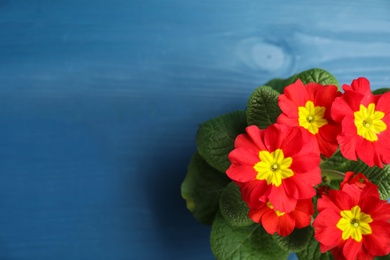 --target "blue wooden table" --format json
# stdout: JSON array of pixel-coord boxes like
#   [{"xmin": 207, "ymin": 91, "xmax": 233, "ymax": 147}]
[{"xmin": 1, "ymin": 1, "xmax": 390, "ymax": 259}]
